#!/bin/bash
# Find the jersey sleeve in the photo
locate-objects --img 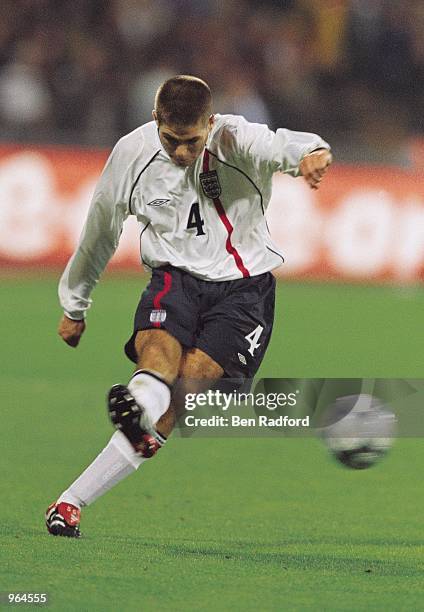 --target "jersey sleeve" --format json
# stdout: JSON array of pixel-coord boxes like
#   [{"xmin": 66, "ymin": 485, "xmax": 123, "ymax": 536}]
[
  {"xmin": 58, "ymin": 144, "xmax": 129, "ymax": 320},
  {"xmin": 228, "ymin": 115, "xmax": 331, "ymax": 178}
]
